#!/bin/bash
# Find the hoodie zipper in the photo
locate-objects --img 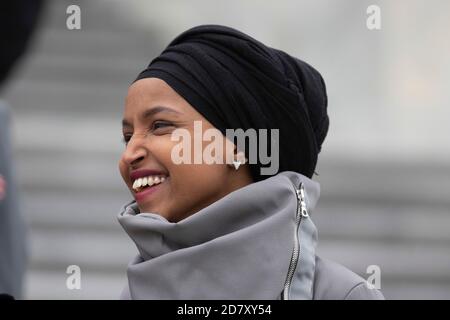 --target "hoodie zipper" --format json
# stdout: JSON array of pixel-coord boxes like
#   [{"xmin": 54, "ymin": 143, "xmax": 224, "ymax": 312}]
[{"xmin": 282, "ymin": 181, "xmax": 309, "ymax": 300}]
